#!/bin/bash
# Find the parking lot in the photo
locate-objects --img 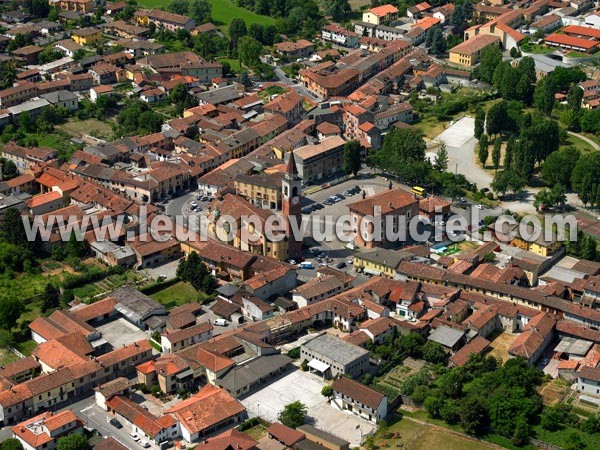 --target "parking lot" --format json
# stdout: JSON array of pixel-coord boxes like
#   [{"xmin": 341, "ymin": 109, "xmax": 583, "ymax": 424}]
[
  {"xmin": 241, "ymin": 368, "xmax": 375, "ymax": 447},
  {"xmin": 96, "ymin": 318, "xmax": 149, "ymax": 349}
]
